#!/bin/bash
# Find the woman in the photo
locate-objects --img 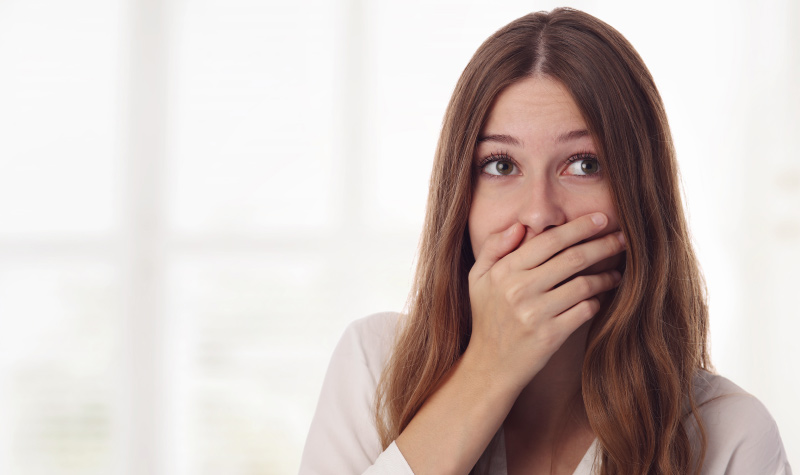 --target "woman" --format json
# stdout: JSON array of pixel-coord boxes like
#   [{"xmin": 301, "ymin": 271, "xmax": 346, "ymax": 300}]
[{"xmin": 299, "ymin": 8, "xmax": 791, "ymax": 475}]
